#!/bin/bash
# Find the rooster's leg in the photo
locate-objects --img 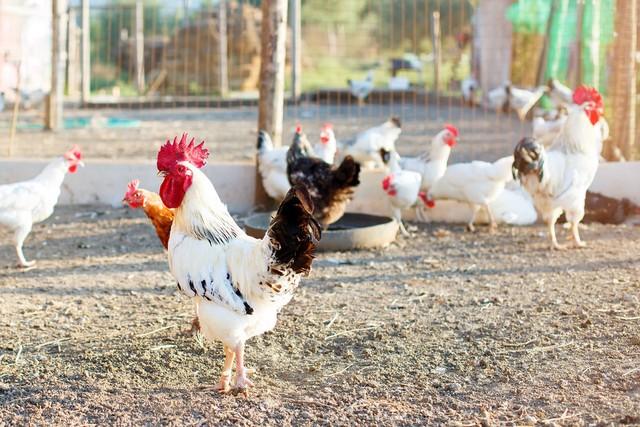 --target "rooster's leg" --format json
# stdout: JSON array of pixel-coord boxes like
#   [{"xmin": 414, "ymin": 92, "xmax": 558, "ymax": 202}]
[
  {"xmin": 233, "ymin": 342, "xmax": 254, "ymax": 393},
  {"xmin": 570, "ymin": 221, "xmax": 586, "ymax": 248},
  {"xmin": 14, "ymin": 225, "xmax": 35, "ymax": 268},
  {"xmin": 484, "ymin": 204, "xmax": 497, "ymax": 232},
  {"xmin": 216, "ymin": 345, "xmax": 235, "ymax": 393},
  {"xmin": 466, "ymin": 205, "xmax": 480, "ymax": 232},
  {"xmin": 547, "ymin": 219, "xmax": 566, "ymax": 250},
  {"xmin": 395, "ymin": 209, "xmax": 409, "ymax": 236}
]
